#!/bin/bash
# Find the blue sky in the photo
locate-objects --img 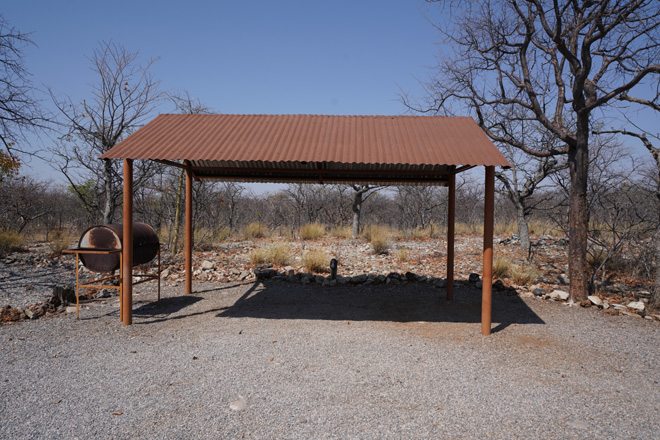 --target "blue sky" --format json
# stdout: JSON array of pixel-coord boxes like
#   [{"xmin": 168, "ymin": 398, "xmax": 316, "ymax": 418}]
[
  {"xmin": 4, "ymin": 0, "xmax": 445, "ymax": 188},
  {"xmin": 4, "ymin": 1, "xmax": 658, "ymax": 190}
]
